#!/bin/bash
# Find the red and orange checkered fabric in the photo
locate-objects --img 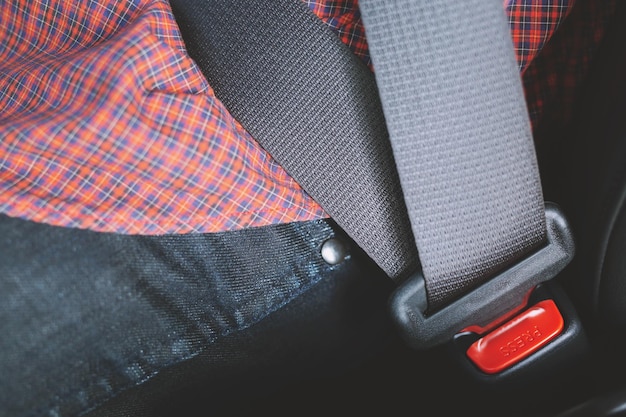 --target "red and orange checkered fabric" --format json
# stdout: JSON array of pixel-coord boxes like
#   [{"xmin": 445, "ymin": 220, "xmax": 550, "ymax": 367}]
[
  {"xmin": 0, "ymin": 0, "xmax": 326, "ymax": 234},
  {"xmin": 0, "ymin": 0, "xmax": 610, "ymax": 235}
]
